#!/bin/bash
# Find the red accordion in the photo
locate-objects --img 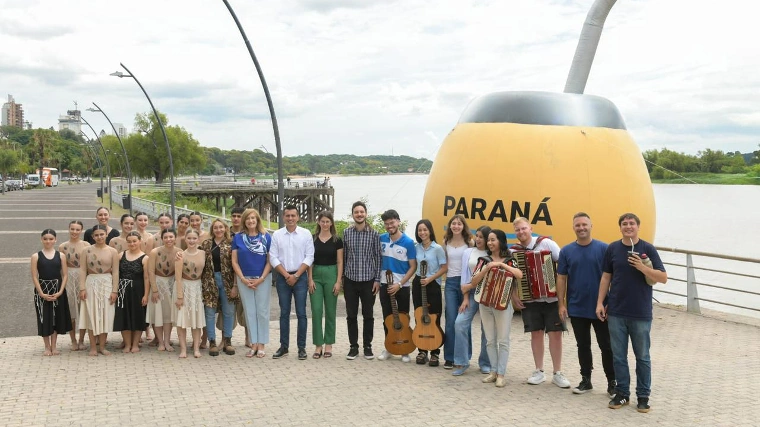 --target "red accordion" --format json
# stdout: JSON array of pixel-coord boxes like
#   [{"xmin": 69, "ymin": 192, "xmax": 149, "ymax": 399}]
[
  {"xmin": 473, "ymin": 257, "xmax": 514, "ymax": 311},
  {"xmin": 511, "ymin": 249, "xmax": 557, "ymax": 301}
]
